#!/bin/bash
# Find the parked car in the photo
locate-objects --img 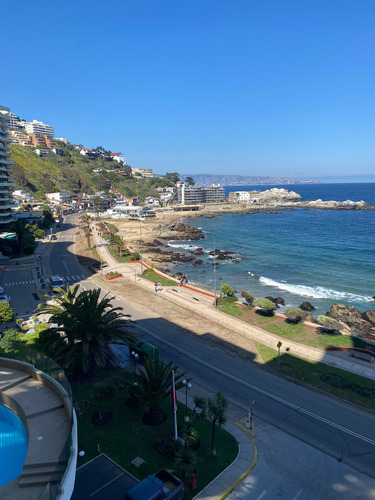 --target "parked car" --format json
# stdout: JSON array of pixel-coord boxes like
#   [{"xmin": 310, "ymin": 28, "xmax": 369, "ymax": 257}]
[
  {"xmin": 93, "ymin": 261, "xmax": 108, "ymax": 271},
  {"xmin": 51, "ymin": 235, "xmax": 57, "ymax": 240},
  {"xmin": 0, "ymin": 294, "xmax": 11, "ymax": 303}
]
